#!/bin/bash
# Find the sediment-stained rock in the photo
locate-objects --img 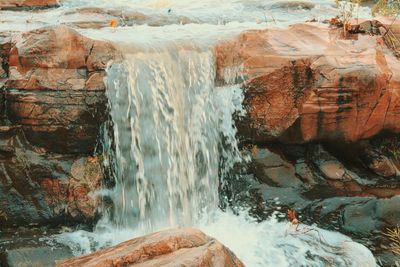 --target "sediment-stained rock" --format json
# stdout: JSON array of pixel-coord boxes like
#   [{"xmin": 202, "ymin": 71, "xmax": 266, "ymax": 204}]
[
  {"xmin": 0, "ymin": 0, "xmax": 59, "ymax": 10},
  {"xmin": 216, "ymin": 23, "xmax": 400, "ymax": 143},
  {"xmin": 58, "ymin": 228, "xmax": 244, "ymax": 267}
]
